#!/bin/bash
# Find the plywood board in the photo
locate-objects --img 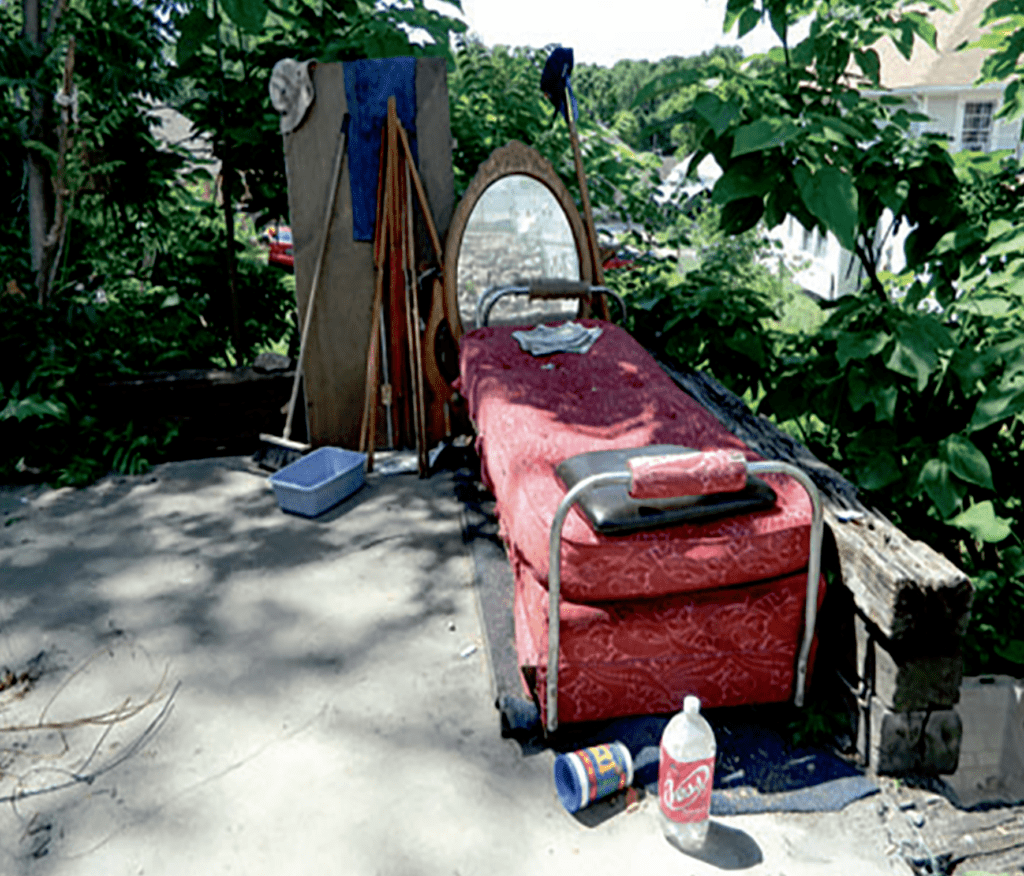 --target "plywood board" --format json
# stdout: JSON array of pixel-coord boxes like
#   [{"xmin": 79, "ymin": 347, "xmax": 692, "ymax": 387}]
[{"xmin": 283, "ymin": 58, "xmax": 454, "ymax": 448}]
